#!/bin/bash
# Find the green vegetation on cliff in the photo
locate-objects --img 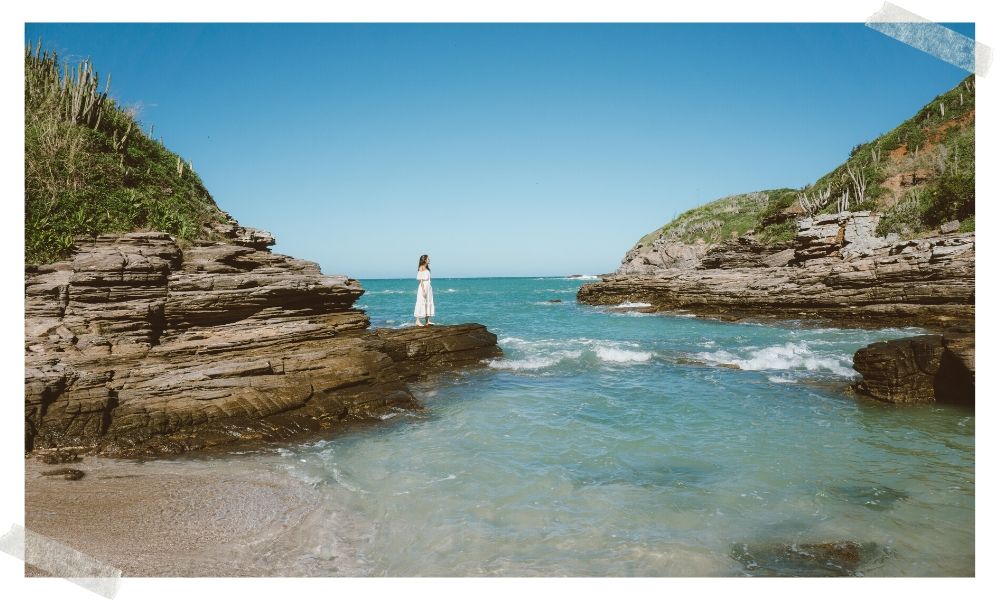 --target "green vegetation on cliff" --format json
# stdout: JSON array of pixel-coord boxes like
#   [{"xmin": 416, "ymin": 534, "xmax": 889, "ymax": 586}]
[
  {"xmin": 25, "ymin": 41, "xmax": 229, "ymax": 264},
  {"xmin": 652, "ymin": 75, "xmax": 975, "ymax": 245}
]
